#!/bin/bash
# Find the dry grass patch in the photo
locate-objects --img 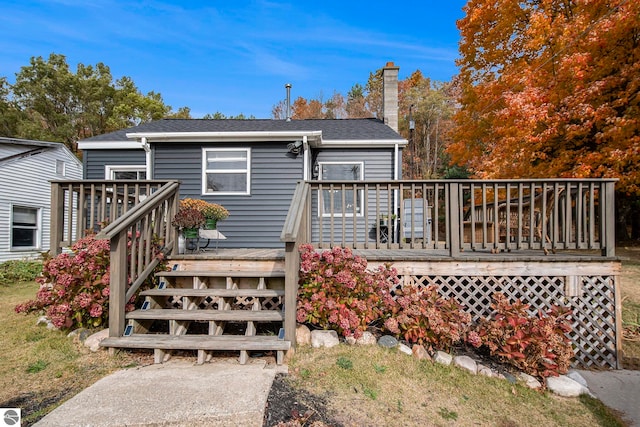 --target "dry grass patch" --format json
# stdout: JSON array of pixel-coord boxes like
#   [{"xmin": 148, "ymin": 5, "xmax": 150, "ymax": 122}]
[
  {"xmin": 618, "ymin": 248, "xmax": 640, "ymax": 364},
  {"xmin": 287, "ymin": 345, "xmax": 624, "ymax": 427},
  {"xmin": 0, "ymin": 281, "xmax": 148, "ymax": 425}
]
